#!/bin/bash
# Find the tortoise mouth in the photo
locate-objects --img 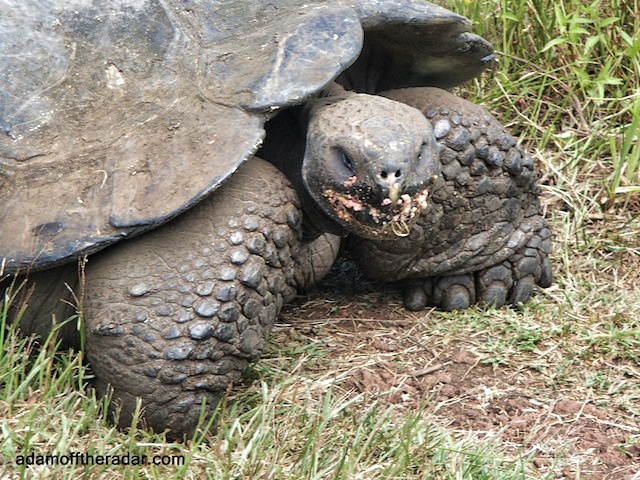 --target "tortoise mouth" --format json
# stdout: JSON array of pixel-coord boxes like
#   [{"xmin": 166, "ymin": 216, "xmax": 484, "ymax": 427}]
[{"xmin": 321, "ymin": 182, "xmax": 429, "ymax": 239}]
